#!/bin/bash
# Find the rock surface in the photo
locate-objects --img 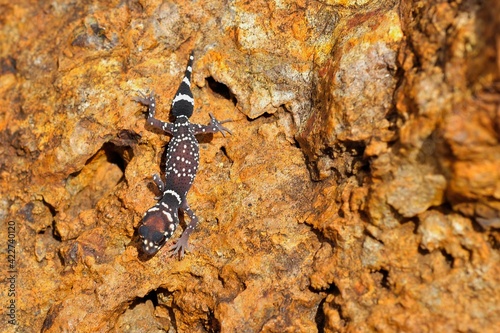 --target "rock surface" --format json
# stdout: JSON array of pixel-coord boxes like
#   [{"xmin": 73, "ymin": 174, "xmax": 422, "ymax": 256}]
[{"xmin": 0, "ymin": 0, "xmax": 499, "ymax": 332}]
